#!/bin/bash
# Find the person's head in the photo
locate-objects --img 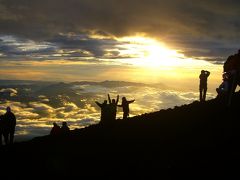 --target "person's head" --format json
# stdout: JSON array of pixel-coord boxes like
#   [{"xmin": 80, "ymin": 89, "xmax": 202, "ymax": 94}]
[
  {"xmin": 122, "ymin": 97, "xmax": 126, "ymax": 102},
  {"xmin": 62, "ymin": 122, "xmax": 67, "ymax": 126},
  {"xmin": 201, "ymin": 70, "xmax": 205, "ymax": 74},
  {"xmin": 6, "ymin": 106, "xmax": 11, "ymax": 112},
  {"xmin": 53, "ymin": 122, "xmax": 58, "ymax": 127},
  {"xmin": 222, "ymin": 72, "xmax": 228, "ymax": 80},
  {"xmin": 112, "ymin": 99, "xmax": 116, "ymax": 103},
  {"xmin": 103, "ymin": 100, "xmax": 107, "ymax": 104}
]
